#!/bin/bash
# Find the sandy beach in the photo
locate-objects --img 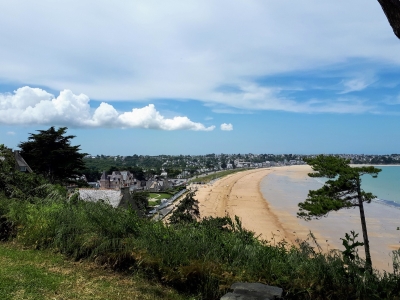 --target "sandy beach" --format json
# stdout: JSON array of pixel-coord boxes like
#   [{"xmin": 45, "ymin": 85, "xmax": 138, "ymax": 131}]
[{"xmin": 194, "ymin": 166, "xmax": 400, "ymax": 272}]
